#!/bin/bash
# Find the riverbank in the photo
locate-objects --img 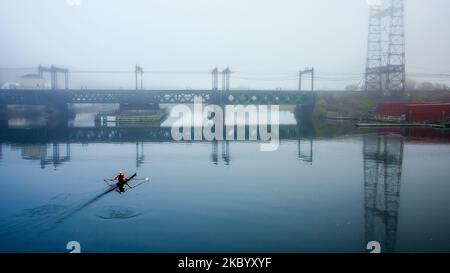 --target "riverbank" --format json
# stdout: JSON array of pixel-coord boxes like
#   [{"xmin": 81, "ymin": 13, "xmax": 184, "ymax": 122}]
[
  {"xmin": 355, "ymin": 122, "xmax": 447, "ymax": 129},
  {"xmin": 313, "ymin": 89, "xmax": 450, "ymax": 119}
]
